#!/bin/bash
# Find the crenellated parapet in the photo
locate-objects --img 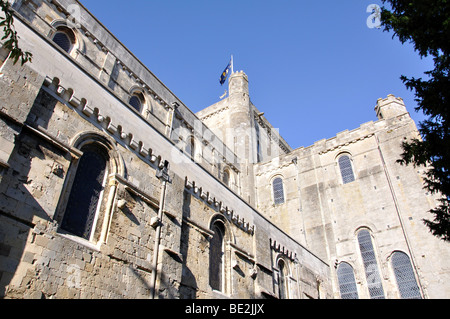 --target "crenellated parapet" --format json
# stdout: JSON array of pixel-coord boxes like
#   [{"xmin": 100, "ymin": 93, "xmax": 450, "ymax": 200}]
[
  {"xmin": 184, "ymin": 177, "xmax": 255, "ymax": 235},
  {"xmin": 270, "ymin": 238, "xmax": 298, "ymax": 261},
  {"xmin": 43, "ymin": 76, "xmax": 168, "ymax": 169}
]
